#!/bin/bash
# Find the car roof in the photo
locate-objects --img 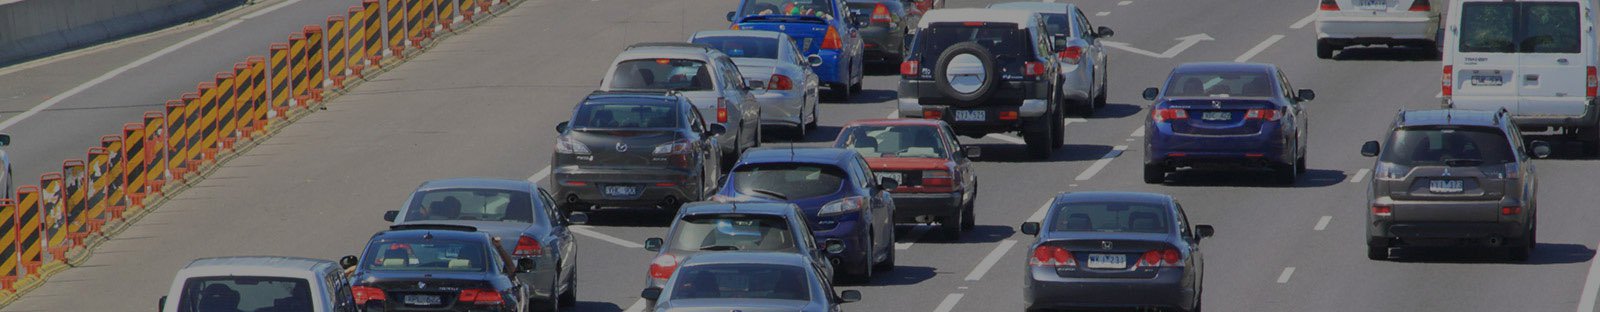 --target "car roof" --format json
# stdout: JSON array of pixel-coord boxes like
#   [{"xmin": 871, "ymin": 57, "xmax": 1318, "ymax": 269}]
[
  {"xmin": 582, "ymin": 91, "xmax": 685, "ymax": 105},
  {"xmin": 988, "ymin": 1, "xmax": 1070, "ymax": 13},
  {"xmin": 1055, "ymin": 191, "xmax": 1173, "ymax": 206},
  {"xmin": 841, "ymin": 118, "xmax": 946, "ymax": 128},
  {"xmin": 418, "ymin": 178, "xmax": 534, "ymax": 192},
  {"xmin": 618, "ymin": 43, "xmax": 723, "ymax": 61},
  {"xmin": 178, "ymin": 256, "xmax": 337, "ymax": 279},
  {"xmin": 738, "ymin": 148, "xmax": 856, "ymax": 166},
  {"xmin": 374, "ymin": 226, "xmax": 493, "ymax": 241},
  {"xmin": 918, "ymin": 8, "xmax": 1037, "ymax": 30},
  {"xmin": 679, "ymin": 252, "xmax": 810, "ymax": 267},
  {"xmin": 1173, "ymin": 62, "xmax": 1276, "ymax": 74},
  {"xmin": 680, "ymin": 202, "xmax": 800, "ymax": 216},
  {"xmin": 1396, "ymin": 109, "xmax": 1504, "ymax": 128},
  {"xmin": 693, "ymin": 30, "xmax": 786, "ymax": 40}
]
